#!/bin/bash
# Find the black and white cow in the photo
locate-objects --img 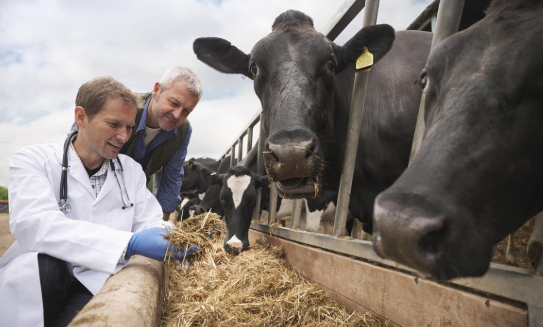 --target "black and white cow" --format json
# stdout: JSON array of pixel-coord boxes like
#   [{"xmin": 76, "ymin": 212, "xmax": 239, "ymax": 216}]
[
  {"xmin": 198, "ymin": 164, "xmax": 268, "ymax": 254},
  {"xmin": 194, "ymin": 10, "xmax": 431, "ymax": 235},
  {"xmin": 373, "ymin": 0, "xmax": 543, "ymax": 279}
]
